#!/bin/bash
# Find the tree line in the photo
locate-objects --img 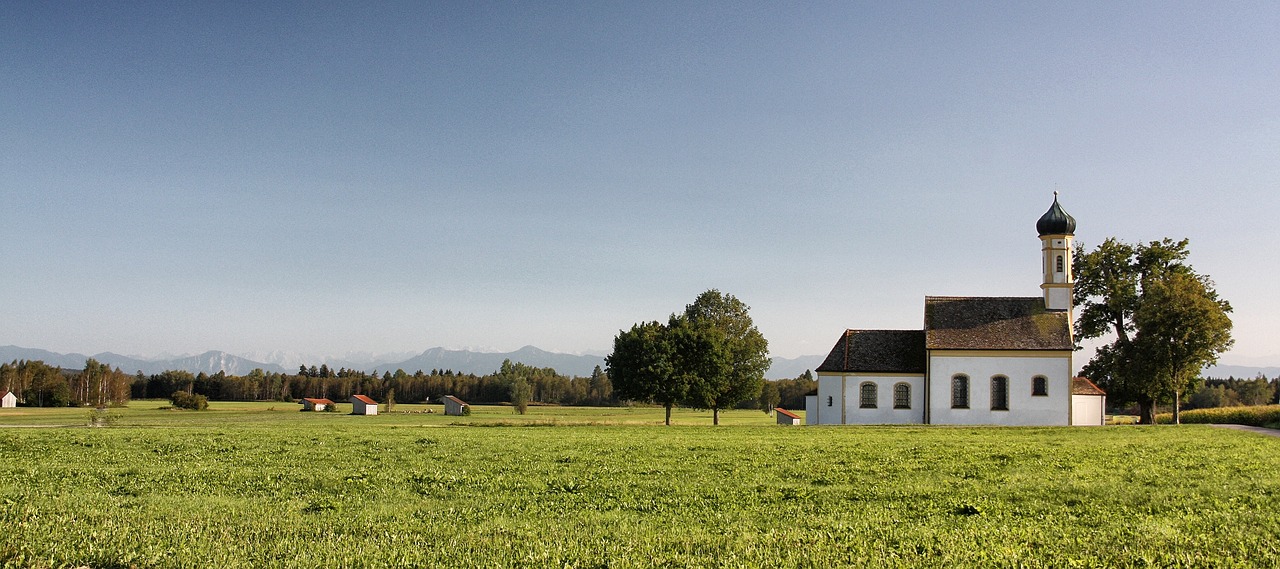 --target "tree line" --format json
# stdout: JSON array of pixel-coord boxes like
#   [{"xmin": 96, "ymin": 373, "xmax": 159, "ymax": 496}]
[
  {"xmin": 0, "ymin": 358, "xmax": 615, "ymax": 408},
  {"xmin": 0, "ymin": 359, "xmax": 133, "ymax": 407},
  {"xmin": 1184, "ymin": 375, "xmax": 1278, "ymax": 410}
]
